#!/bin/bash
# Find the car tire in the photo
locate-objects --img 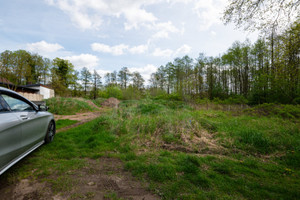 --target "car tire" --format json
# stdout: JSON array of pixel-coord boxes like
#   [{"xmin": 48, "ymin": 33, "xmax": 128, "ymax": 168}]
[{"xmin": 45, "ymin": 121, "xmax": 55, "ymax": 143}]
